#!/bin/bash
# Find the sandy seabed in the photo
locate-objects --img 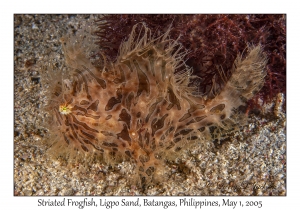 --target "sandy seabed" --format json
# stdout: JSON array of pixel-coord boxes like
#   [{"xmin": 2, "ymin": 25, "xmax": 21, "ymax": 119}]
[{"xmin": 14, "ymin": 14, "xmax": 286, "ymax": 196}]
